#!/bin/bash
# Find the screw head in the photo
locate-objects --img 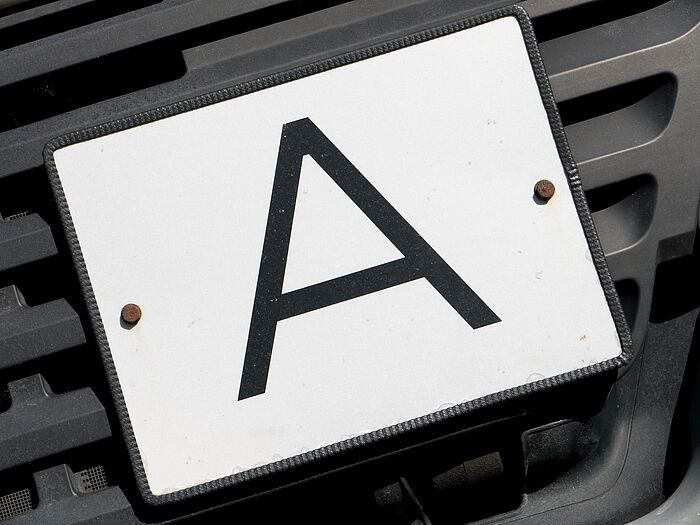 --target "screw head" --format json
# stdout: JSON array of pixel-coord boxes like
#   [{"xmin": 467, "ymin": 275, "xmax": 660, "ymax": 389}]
[
  {"xmin": 534, "ymin": 179, "xmax": 555, "ymax": 201},
  {"xmin": 121, "ymin": 303, "xmax": 142, "ymax": 325}
]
